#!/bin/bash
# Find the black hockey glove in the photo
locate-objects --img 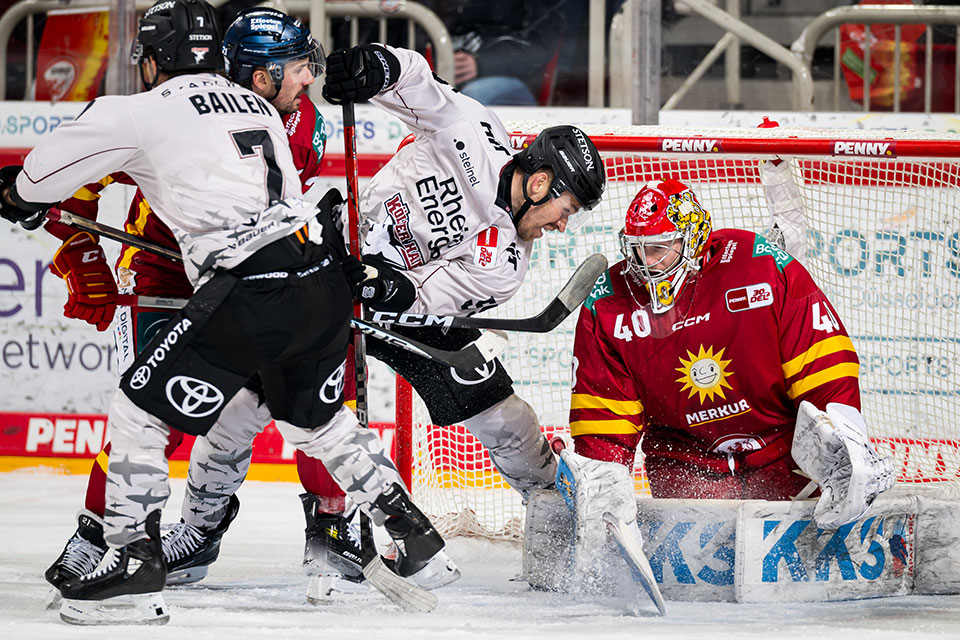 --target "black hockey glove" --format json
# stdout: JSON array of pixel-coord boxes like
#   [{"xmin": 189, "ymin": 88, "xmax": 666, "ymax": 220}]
[
  {"xmin": 0, "ymin": 165, "xmax": 45, "ymax": 231},
  {"xmin": 322, "ymin": 44, "xmax": 400, "ymax": 105},
  {"xmin": 314, "ymin": 187, "xmax": 348, "ymax": 256},
  {"xmin": 340, "ymin": 254, "xmax": 367, "ymax": 296},
  {"xmin": 357, "ymin": 256, "xmax": 415, "ymax": 312}
]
